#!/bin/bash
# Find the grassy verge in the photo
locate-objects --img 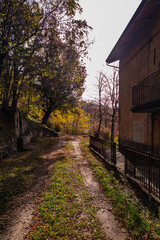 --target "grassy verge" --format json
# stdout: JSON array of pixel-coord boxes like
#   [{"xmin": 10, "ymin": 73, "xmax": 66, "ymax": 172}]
[
  {"xmin": 80, "ymin": 137, "xmax": 160, "ymax": 240},
  {"xmin": 25, "ymin": 143, "xmax": 105, "ymax": 240}
]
